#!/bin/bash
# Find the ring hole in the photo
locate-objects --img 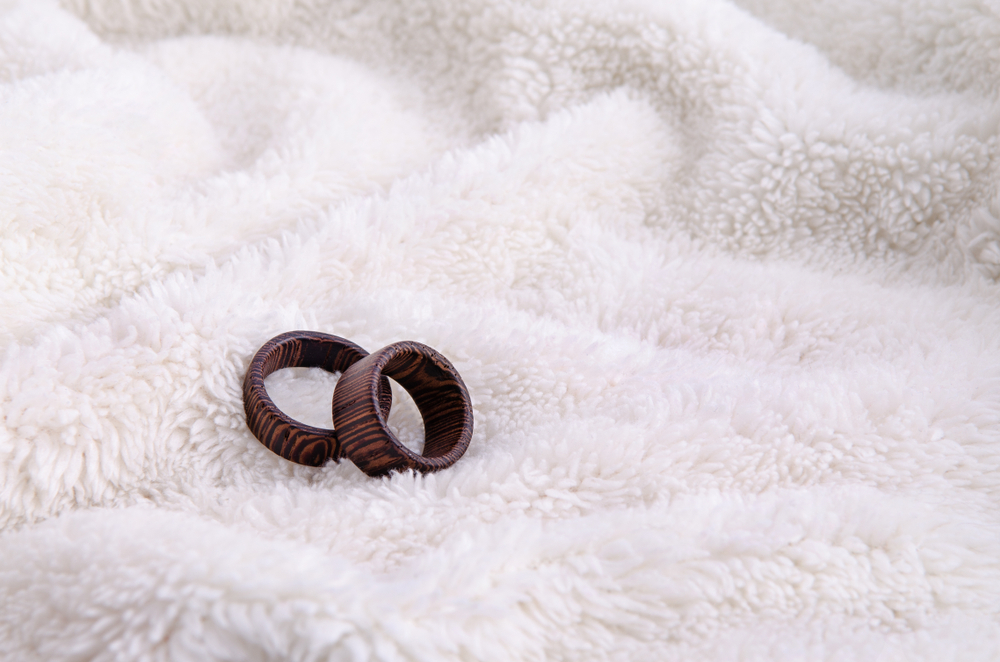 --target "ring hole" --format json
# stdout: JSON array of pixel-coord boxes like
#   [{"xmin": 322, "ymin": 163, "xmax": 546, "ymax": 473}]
[
  {"xmin": 385, "ymin": 379, "xmax": 424, "ymax": 454},
  {"xmin": 264, "ymin": 367, "xmax": 338, "ymax": 429}
]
